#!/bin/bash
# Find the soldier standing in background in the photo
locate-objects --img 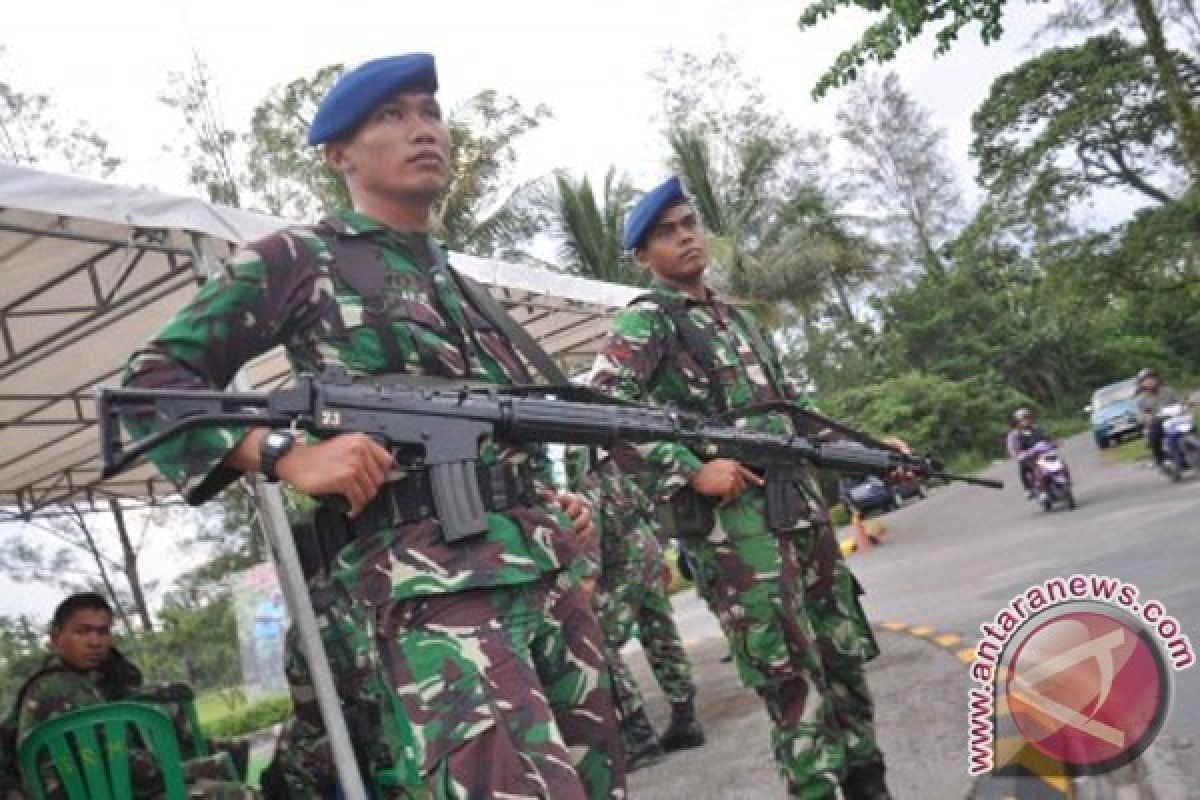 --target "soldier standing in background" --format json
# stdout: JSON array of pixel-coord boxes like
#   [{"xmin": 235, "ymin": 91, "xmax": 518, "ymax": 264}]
[
  {"xmin": 567, "ymin": 447, "xmax": 705, "ymax": 772},
  {"xmin": 589, "ymin": 177, "xmax": 891, "ymax": 799}
]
